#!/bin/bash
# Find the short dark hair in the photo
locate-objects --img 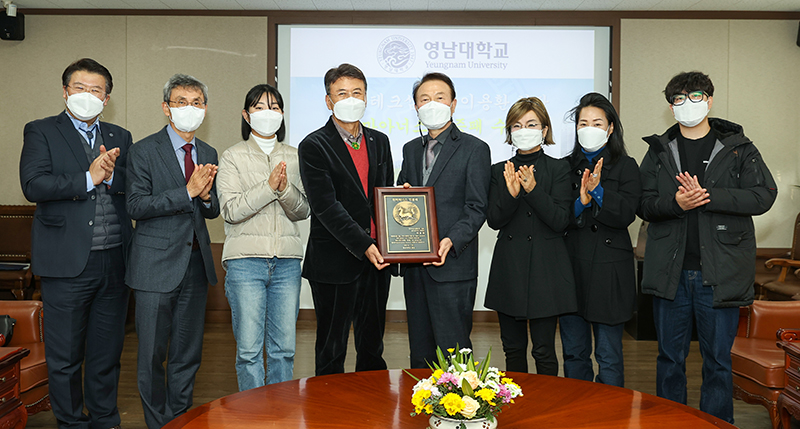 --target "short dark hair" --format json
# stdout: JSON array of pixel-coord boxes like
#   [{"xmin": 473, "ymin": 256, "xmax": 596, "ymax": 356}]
[
  {"xmin": 412, "ymin": 72, "xmax": 456, "ymax": 103},
  {"xmin": 568, "ymin": 92, "xmax": 627, "ymax": 165},
  {"xmin": 61, "ymin": 58, "xmax": 113, "ymax": 95},
  {"xmin": 663, "ymin": 71, "xmax": 714, "ymax": 103},
  {"xmin": 324, "ymin": 64, "xmax": 367, "ymax": 95},
  {"xmin": 241, "ymin": 84, "xmax": 286, "ymax": 142},
  {"xmin": 163, "ymin": 74, "xmax": 208, "ymax": 104}
]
